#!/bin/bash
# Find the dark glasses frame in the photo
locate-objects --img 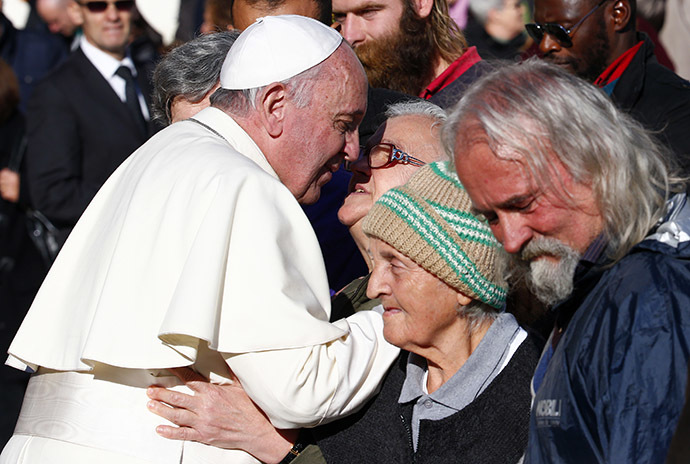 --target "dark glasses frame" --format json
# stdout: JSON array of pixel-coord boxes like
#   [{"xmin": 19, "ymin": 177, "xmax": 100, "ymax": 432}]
[
  {"xmin": 78, "ymin": 0, "xmax": 135, "ymax": 13},
  {"xmin": 525, "ymin": 0, "xmax": 608, "ymax": 48}
]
